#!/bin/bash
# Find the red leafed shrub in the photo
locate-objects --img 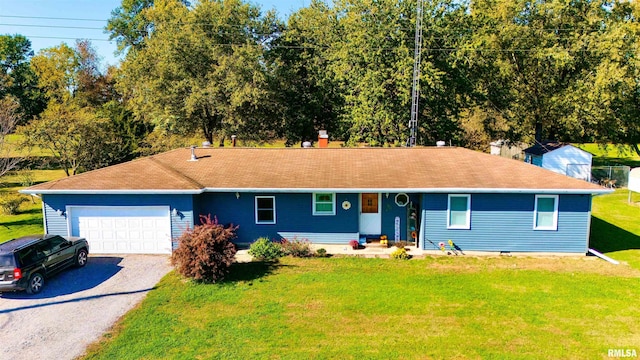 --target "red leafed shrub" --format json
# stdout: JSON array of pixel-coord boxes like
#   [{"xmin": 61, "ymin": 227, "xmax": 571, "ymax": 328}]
[{"xmin": 171, "ymin": 215, "xmax": 238, "ymax": 283}]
